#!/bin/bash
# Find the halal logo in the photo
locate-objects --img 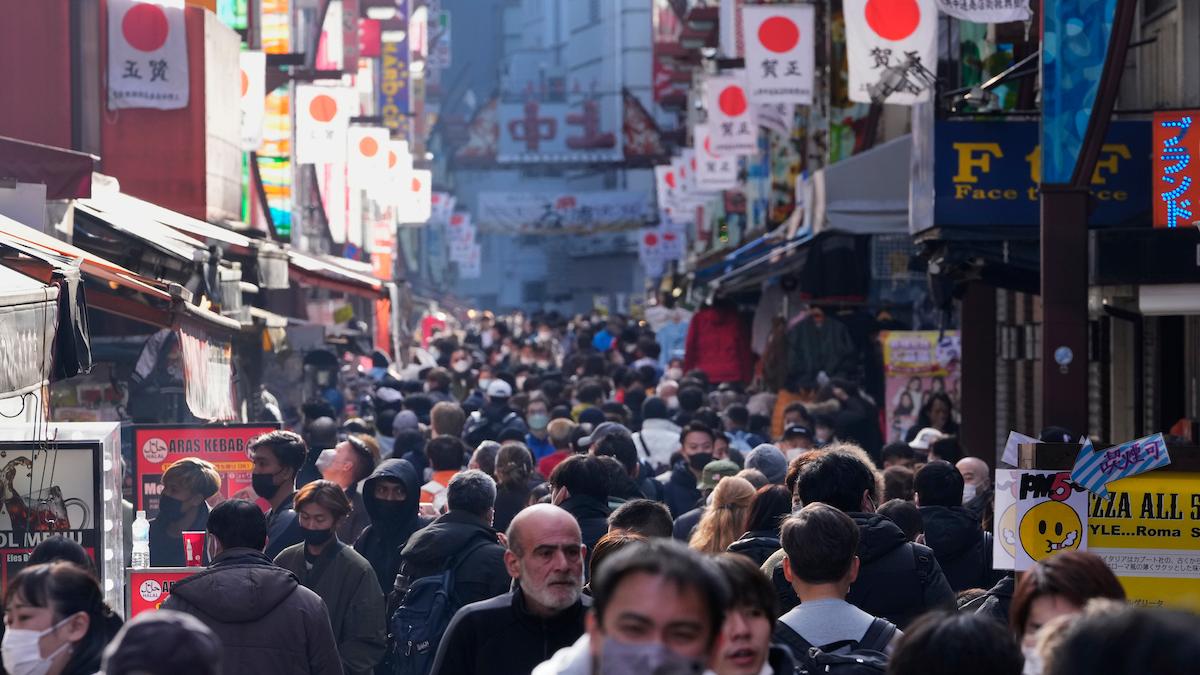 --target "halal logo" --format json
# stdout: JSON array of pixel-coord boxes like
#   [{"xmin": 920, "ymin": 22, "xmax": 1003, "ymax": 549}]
[
  {"xmin": 141, "ymin": 437, "xmax": 168, "ymax": 464},
  {"xmin": 139, "ymin": 579, "xmax": 163, "ymax": 602}
]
